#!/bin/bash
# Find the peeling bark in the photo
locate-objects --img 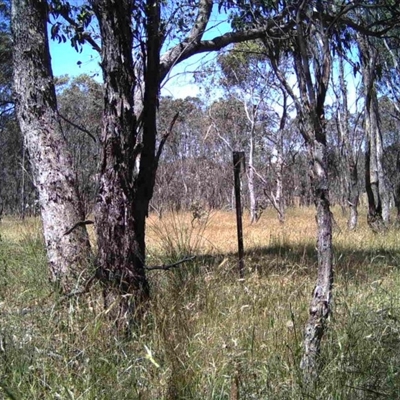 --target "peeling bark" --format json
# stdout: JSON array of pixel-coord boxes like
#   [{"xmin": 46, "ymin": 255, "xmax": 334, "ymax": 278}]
[{"xmin": 12, "ymin": 0, "xmax": 91, "ymax": 292}]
